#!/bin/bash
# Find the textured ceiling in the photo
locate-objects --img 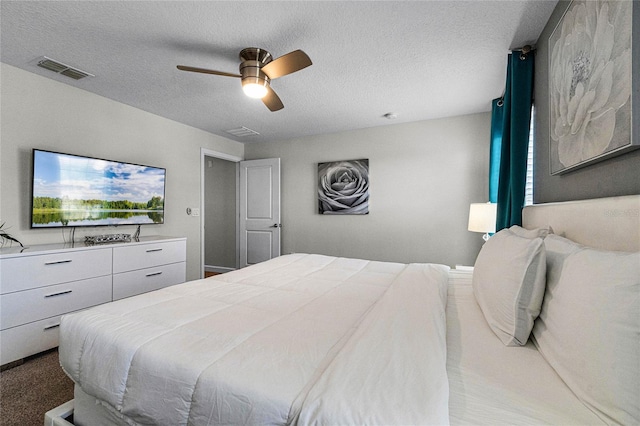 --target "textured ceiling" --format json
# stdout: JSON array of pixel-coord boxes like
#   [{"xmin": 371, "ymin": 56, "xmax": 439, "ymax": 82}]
[{"xmin": 0, "ymin": 1, "xmax": 557, "ymax": 144}]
